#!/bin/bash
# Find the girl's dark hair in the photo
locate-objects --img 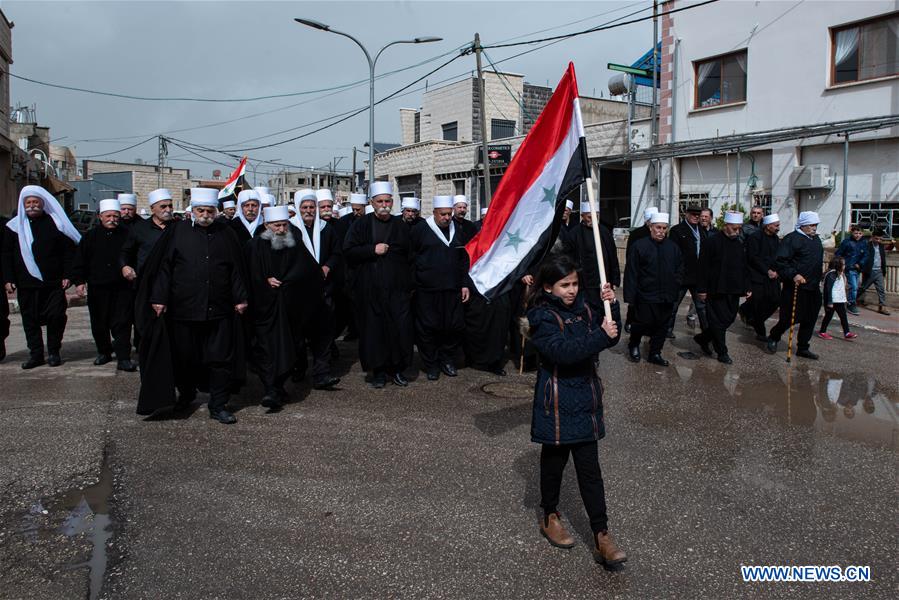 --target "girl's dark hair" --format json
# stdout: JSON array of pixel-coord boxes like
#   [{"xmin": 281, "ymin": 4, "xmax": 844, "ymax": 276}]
[
  {"xmin": 828, "ymin": 254, "xmax": 845, "ymax": 272},
  {"xmin": 528, "ymin": 252, "xmax": 580, "ymax": 307}
]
